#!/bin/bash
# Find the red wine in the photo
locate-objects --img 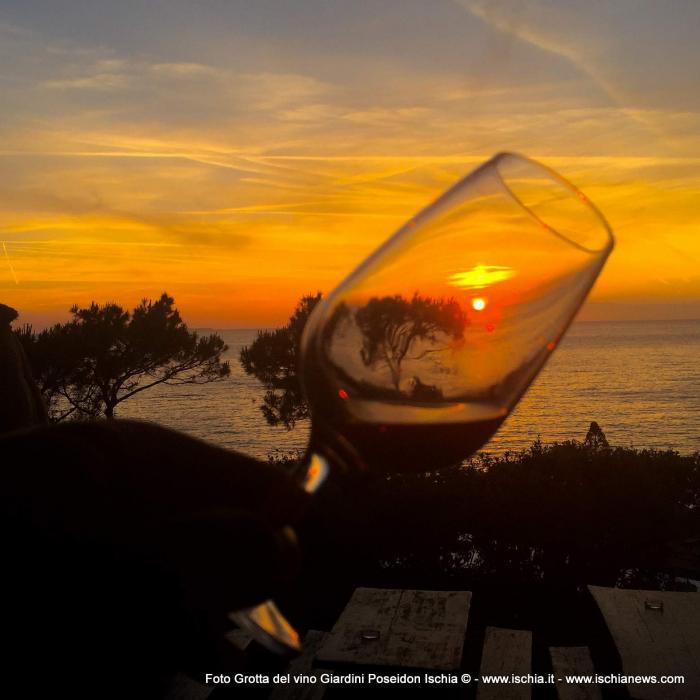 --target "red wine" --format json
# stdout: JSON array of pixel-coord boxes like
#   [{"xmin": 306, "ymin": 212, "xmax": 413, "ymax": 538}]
[{"xmin": 314, "ymin": 398, "xmax": 506, "ymax": 474}]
